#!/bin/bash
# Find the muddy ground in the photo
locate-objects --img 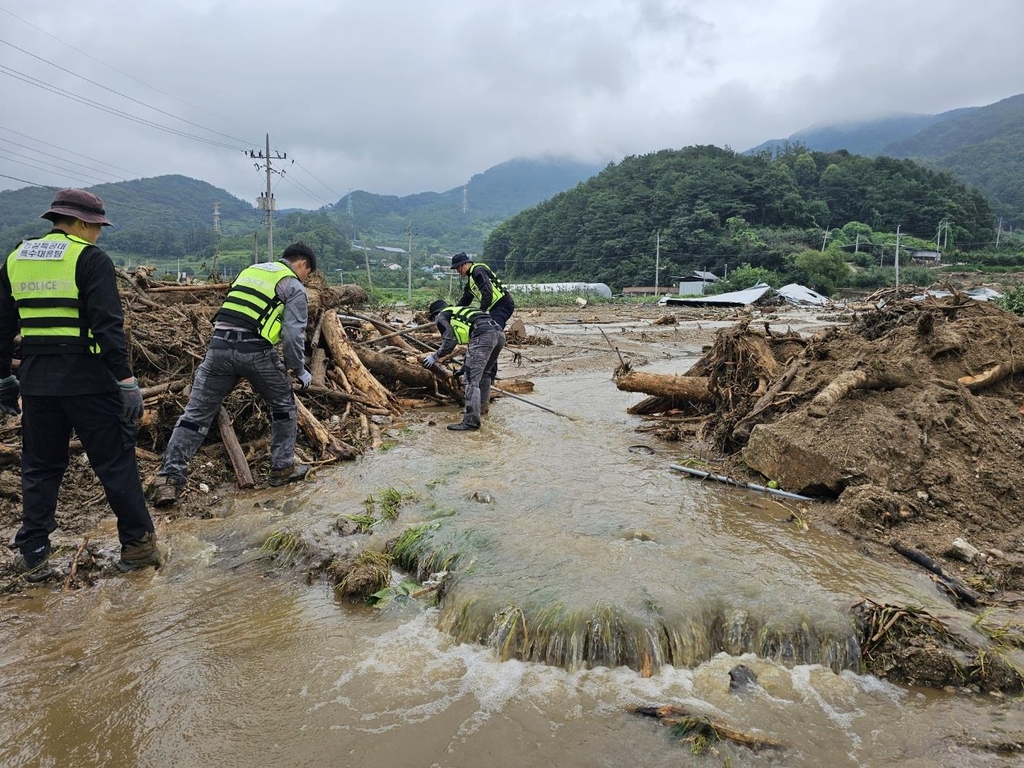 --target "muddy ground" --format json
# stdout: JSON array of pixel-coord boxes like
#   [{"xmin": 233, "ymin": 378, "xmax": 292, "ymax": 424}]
[{"xmin": 2, "ymin": 293, "xmax": 1024, "ymax": 693}]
